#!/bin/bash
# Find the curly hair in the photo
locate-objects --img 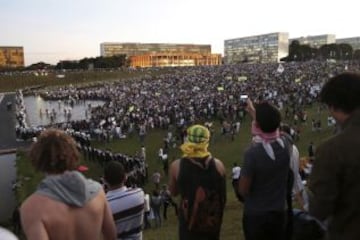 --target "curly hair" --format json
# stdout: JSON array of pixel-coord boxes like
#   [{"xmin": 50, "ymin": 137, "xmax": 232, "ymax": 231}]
[{"xmin": 29, "ymin": 129, "xmax": 80, "ymax": 174}]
